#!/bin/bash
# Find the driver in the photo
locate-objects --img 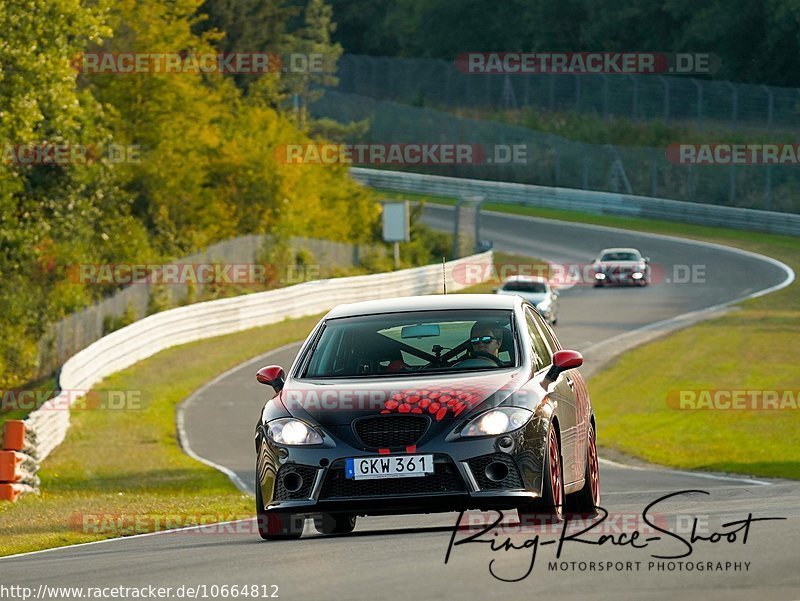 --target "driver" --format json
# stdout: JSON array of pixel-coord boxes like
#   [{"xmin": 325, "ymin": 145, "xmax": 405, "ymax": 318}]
[{"xmin": 469, "ymin": 320, "xmax": 503, "ymax": 358}]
